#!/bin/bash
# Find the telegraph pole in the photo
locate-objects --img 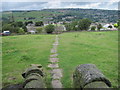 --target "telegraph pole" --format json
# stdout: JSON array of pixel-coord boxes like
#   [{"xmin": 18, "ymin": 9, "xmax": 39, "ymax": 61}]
[{"xmin": 11, "ymin": 11, "xmax": 14, "ymax": 22}]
